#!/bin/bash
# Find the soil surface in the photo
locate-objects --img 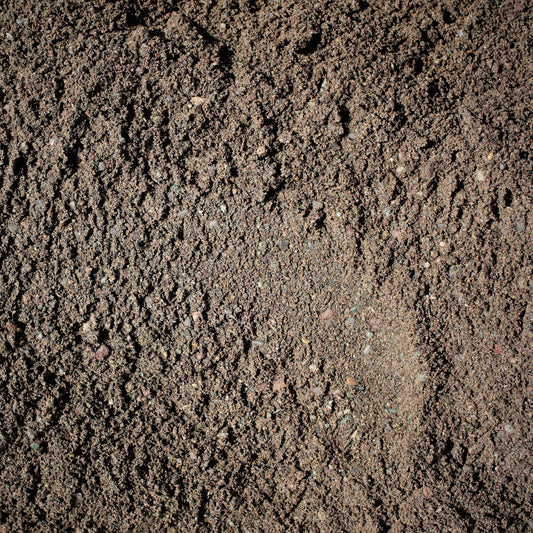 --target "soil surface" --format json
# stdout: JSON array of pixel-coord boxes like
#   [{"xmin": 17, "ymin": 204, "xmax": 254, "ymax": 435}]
[{"xmin": 0, "ymin": 1, "xmax": 532, "ymax": 531}]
